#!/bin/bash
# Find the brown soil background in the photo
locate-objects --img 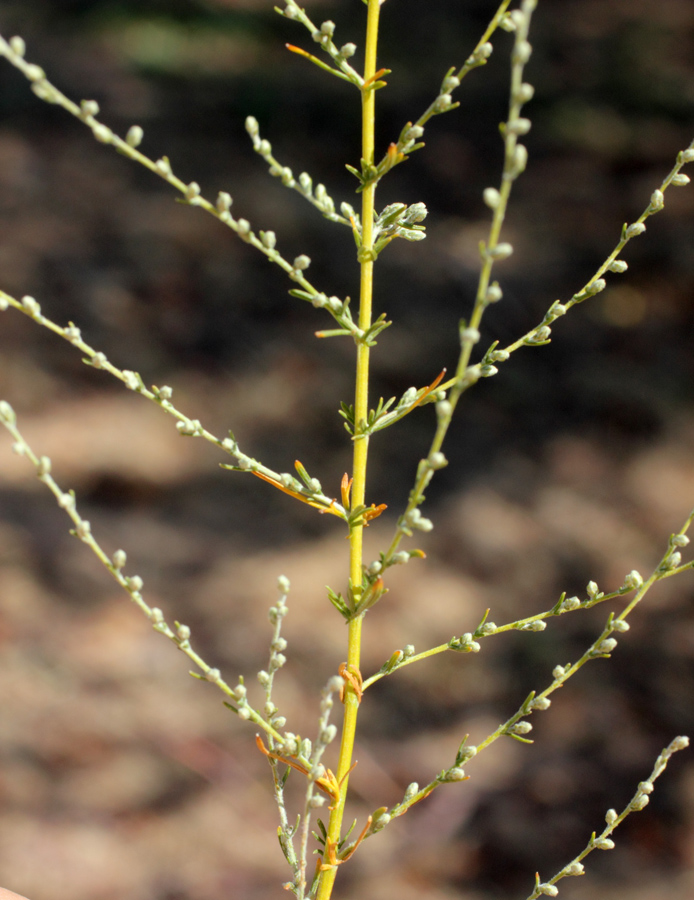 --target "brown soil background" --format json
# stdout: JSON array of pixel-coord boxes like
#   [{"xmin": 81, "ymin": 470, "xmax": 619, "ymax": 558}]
[{"xmin": 0, "ymin": 1, "xmax": 693, "ymax": 899}]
